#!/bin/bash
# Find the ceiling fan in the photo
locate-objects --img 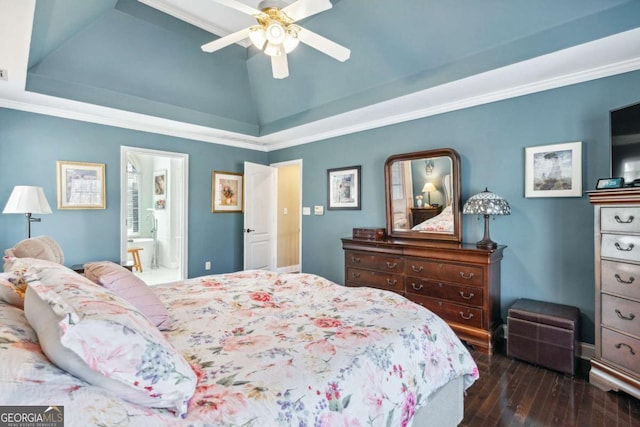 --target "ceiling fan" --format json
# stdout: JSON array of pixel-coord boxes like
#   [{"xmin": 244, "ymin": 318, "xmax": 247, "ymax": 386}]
[{"xmin": 201, "ymin": 0, "xmax": 350, "ymax": 79}]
